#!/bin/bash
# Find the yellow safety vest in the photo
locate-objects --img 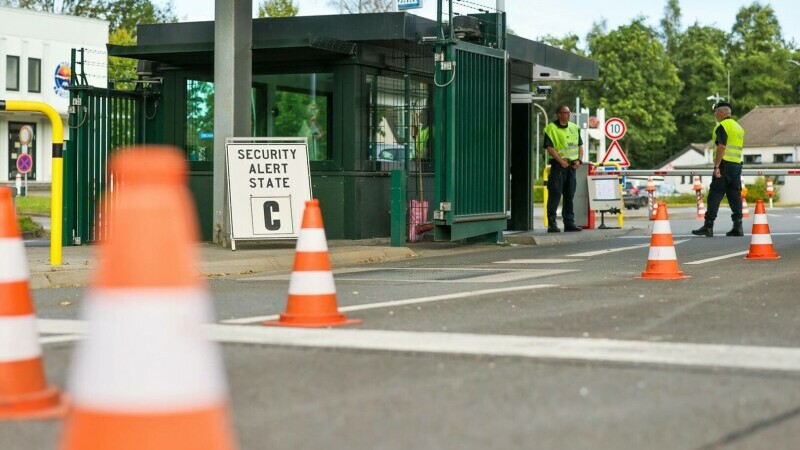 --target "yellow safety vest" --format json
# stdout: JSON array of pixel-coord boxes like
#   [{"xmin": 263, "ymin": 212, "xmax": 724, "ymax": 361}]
[
  {"xmin": 544, "ymin": 122, "xmax": 580, "ymax": 161},
  {"xmin": 711, "ymin": 118, "xmax": 745, "ymax": 163}
]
